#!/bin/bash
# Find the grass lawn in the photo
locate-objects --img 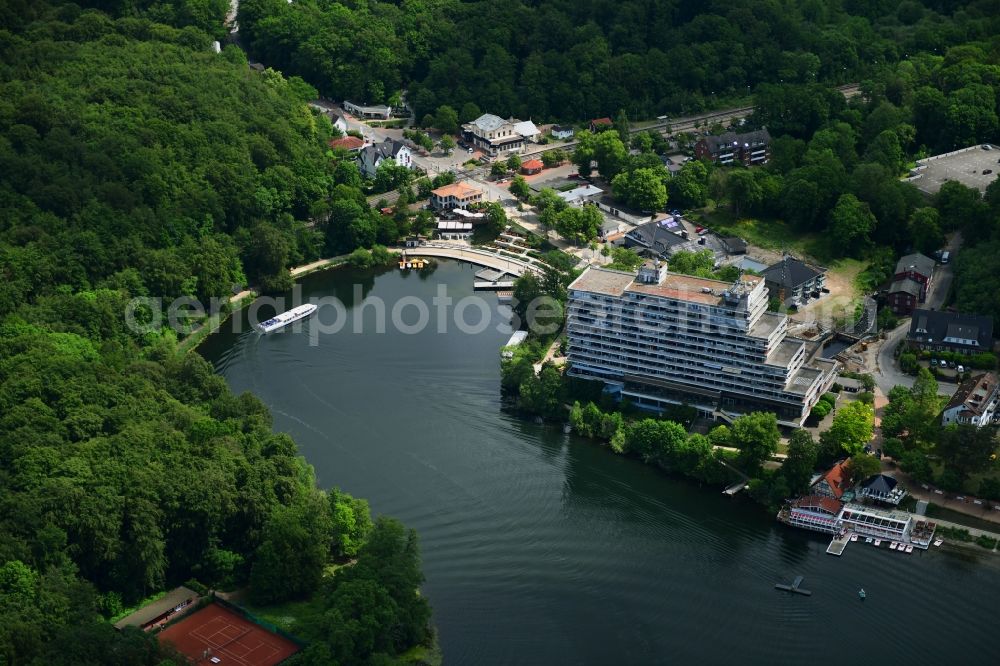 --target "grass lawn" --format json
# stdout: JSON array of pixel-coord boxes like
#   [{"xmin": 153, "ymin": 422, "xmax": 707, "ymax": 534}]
[
  {"xmin": 239, "ymin": 596, "xmax": 324, "ymax": 634},
  {"xmin": 696, "ymin": 208, "xmax": 824, "ymax": 259}
]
